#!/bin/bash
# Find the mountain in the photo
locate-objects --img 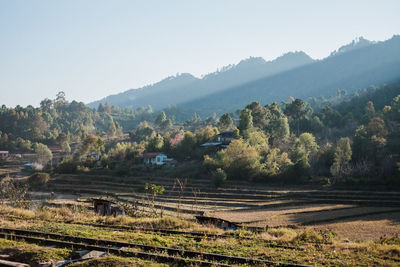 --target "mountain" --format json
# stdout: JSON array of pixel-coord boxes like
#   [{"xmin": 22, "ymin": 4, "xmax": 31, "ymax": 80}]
[
  {"xmin": 178, "ymin": 35, "xmax": 400, "ymax": 117},
  {"xmin": 329, "ymin": 36, "xmax": 374, "ymax": 56},
  {"xmin": 88, "ymin": 51, "xmax": 314, "ymax": 110},
  {"xmin": 89, "ymin": 35, "xmax": 400, "ymax": 120}
]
